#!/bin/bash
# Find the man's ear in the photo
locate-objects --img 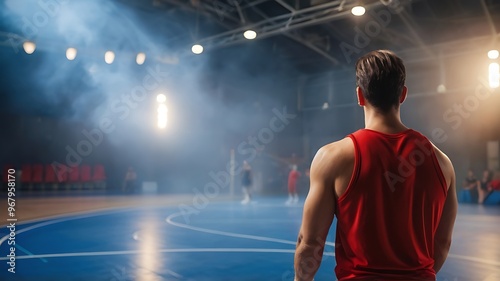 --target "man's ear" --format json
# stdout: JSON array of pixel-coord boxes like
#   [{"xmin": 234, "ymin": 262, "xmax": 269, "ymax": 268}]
[
  {"xmin": 356, "ymin": 87, "xmax": 365, "ymax": 106},
  {"xmin": 399, "ymin": 86, "xmax": 408, "ymax": 104}
]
